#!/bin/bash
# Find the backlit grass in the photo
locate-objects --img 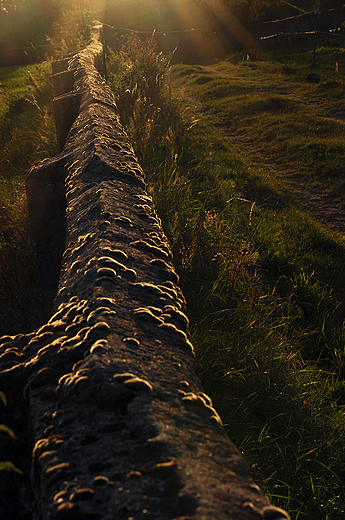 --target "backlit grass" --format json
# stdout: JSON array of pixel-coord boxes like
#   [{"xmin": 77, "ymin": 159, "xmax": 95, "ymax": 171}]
[
  {"xmin": 108, "ymin": 39, "xmax": 345, "ymax": 519},
  {"xmin": 171, "ymin": 48, "xmax": 345, "ymax": 204}
]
